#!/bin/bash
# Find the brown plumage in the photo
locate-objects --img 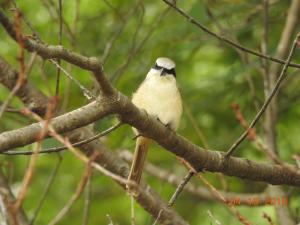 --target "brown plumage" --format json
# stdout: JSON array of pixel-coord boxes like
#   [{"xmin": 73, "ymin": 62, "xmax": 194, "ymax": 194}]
[{"xmin": 127, "ymin": 137, "xmax": 150, "ymax": 185}]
